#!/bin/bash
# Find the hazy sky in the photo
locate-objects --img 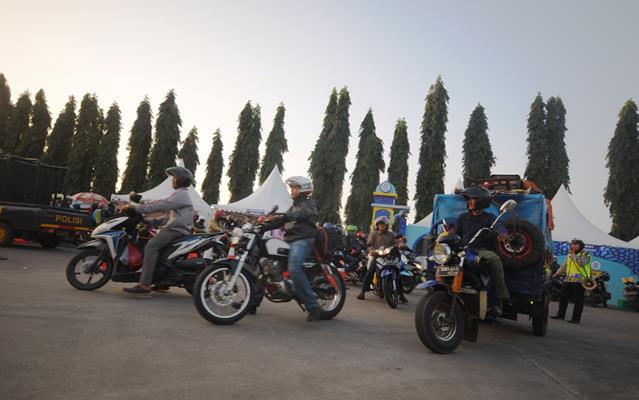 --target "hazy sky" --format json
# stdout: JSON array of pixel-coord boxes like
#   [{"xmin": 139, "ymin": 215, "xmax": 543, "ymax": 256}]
[{"xmin": 3, "ymin": 0, "xmax": 638, "ymax": 232}]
